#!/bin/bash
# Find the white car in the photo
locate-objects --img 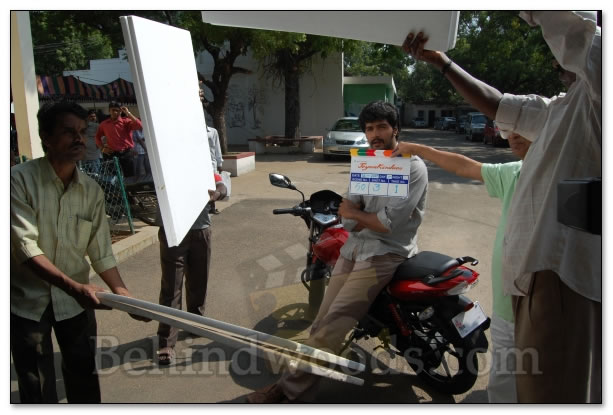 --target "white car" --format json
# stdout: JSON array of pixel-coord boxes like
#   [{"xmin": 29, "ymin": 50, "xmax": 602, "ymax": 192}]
[{"xmin": 323, "ymin": 117, "xmax": 369, "ymax": 159}]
